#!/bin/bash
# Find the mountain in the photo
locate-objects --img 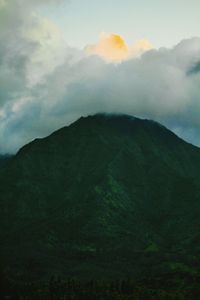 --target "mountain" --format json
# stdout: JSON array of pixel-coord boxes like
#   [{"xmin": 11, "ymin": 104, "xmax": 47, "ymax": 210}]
[
  {"xmin": 0, "ymin": 114, "xmax": 200, "ymax": 281},
  {"xmin": 0, "ymin": 155, "xmax": 12, "ymax": 168}
]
